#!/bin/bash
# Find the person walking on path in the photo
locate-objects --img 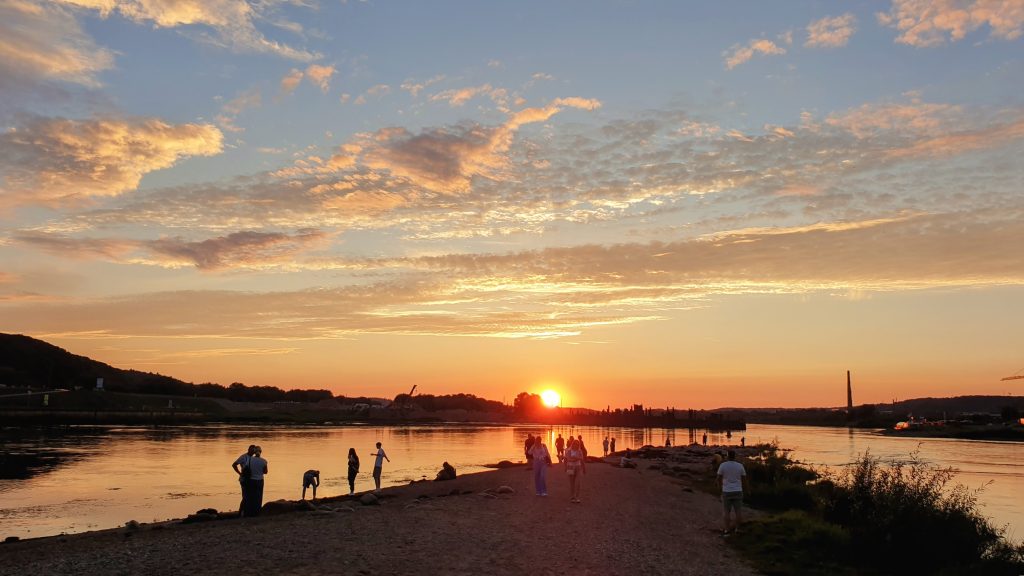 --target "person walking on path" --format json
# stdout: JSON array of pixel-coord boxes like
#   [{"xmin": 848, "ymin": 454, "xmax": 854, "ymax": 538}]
[
  {"xmin": 245, "ymin": 446, "xmax": 268, "ymax": 517},
  {"xmin": 602, "ymin": 436, "xmax": 609, "ymax": 456},
  {"xmin": 565, "ymin": 438, "xmax": 586, "ymax": 503},
  {"xmin": 716, "ymin": 450, "xmax": 747, "ymax": 536},
  {"xmin": 301, "ymin": 469, "xmax": 320, "ymax": 500},
  {"xmin": 370, "ymin": 442, "xmax": 390, "ymax": 493},
  {"xmin": 231, "ymin": 444, "xmax": 256, "ymax": 516},
  {"xmin": 554, "ymin": 434, "xmax": 565, "ymax": 462},
  {"xmin": 609, "ymin": 437, "xmax": 616, "ymax": 453},
  {"xmin": 347, "ymin": 447, "xmax": 360, "ymax": 495},
  {"xmin": 529, "ymin": 436, "xmax": 551, "ymax": 496}
]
